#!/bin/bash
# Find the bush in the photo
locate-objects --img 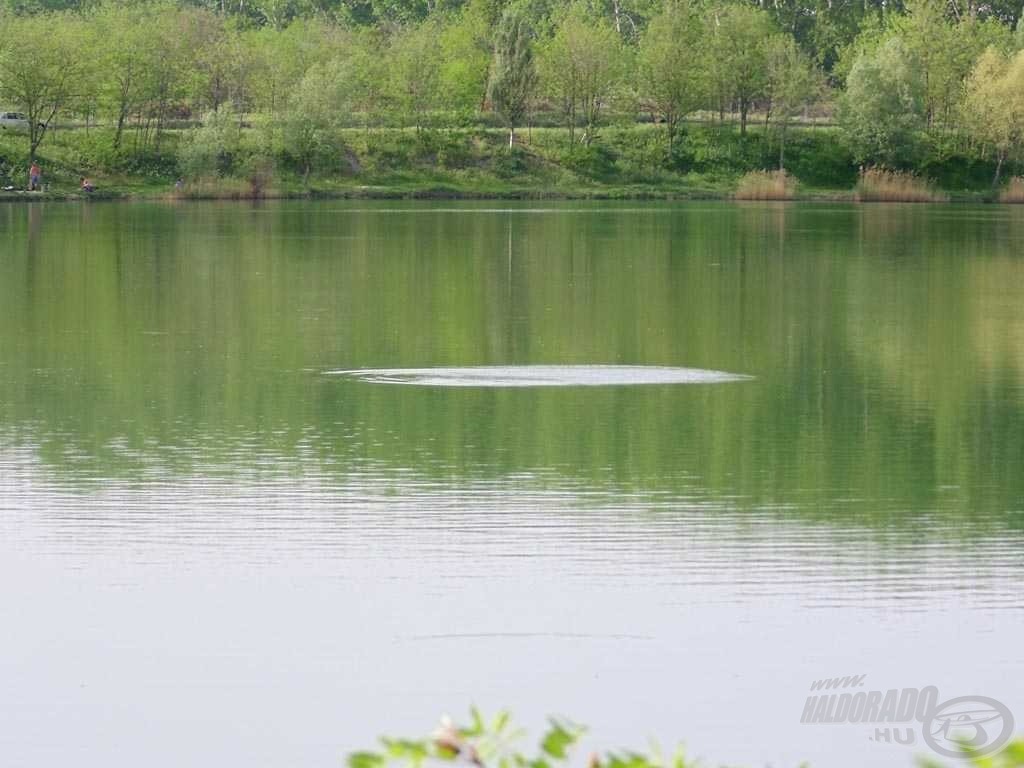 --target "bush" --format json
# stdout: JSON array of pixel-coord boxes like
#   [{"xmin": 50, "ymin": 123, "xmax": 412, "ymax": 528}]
[
  {"xmin": 601, "ymin": 126, "xmax": 670, "ymax": 177},
  {"xmin": 561, "ymin": 144, "xmax": 618, "ymax": 180},
  {"xmin": 491, "ymin": 146, "xmax": 530, "ymax": 177},
  {"xmin": 362, "ymin": 134, "xmax": 411, "ymax": 172},
  {"xmin": 781, "ymin": 130, "xmax": 857, "ymax": 188},
  {"xmin": 178, "ymin": 108, "xmax": 243, "ymax": 178}
]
